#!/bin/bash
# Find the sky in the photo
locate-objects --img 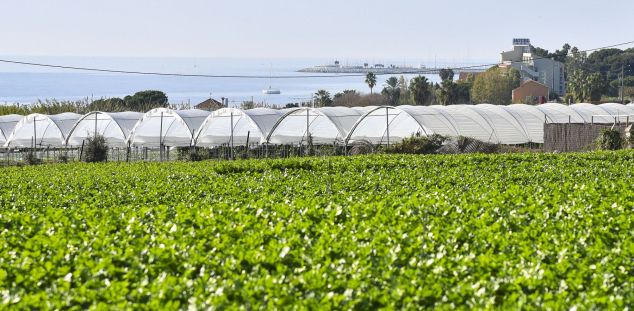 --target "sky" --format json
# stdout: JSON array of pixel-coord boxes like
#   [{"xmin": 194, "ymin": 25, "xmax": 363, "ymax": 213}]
[{"xmin": 1, "ymin": 0, "xmax": 634, "ymax": 62}]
